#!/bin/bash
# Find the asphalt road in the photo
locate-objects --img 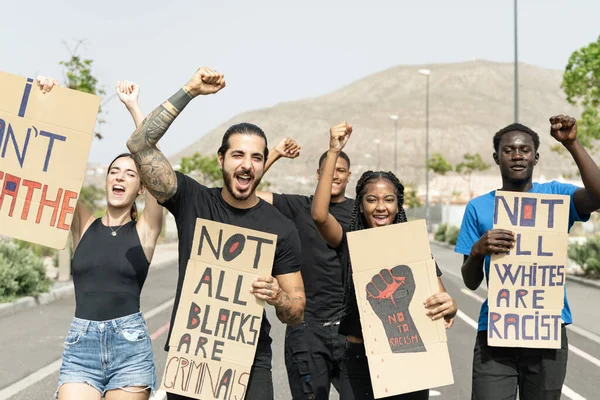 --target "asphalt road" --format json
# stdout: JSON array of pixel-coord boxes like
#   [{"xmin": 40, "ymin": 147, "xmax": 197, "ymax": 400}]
[{"xmin": 1, "ymin": 242, "xmax": 599, "ymax": 399}]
